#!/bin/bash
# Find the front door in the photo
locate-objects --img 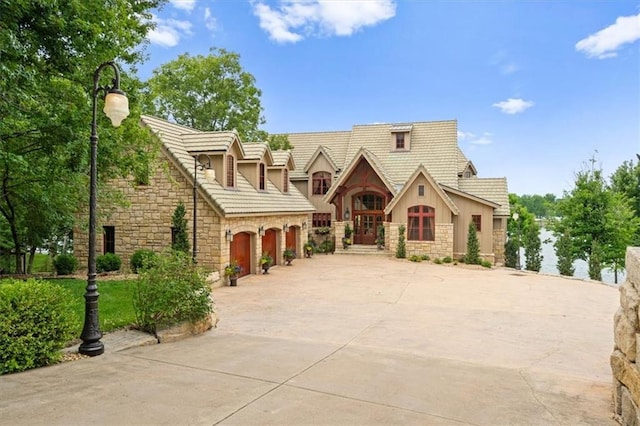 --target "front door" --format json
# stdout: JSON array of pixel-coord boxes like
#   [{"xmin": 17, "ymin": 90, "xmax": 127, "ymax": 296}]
[
  {"xmin": 230, "ymin": 232, "xmax": 251, "ymax": 277},
  {"xmin": 353, "ymin": 192, "xmax": 385, "ymax": 245},
  {"xmin": 285, "ymin": 226, "xmax": 297, "ymax": 253}
]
